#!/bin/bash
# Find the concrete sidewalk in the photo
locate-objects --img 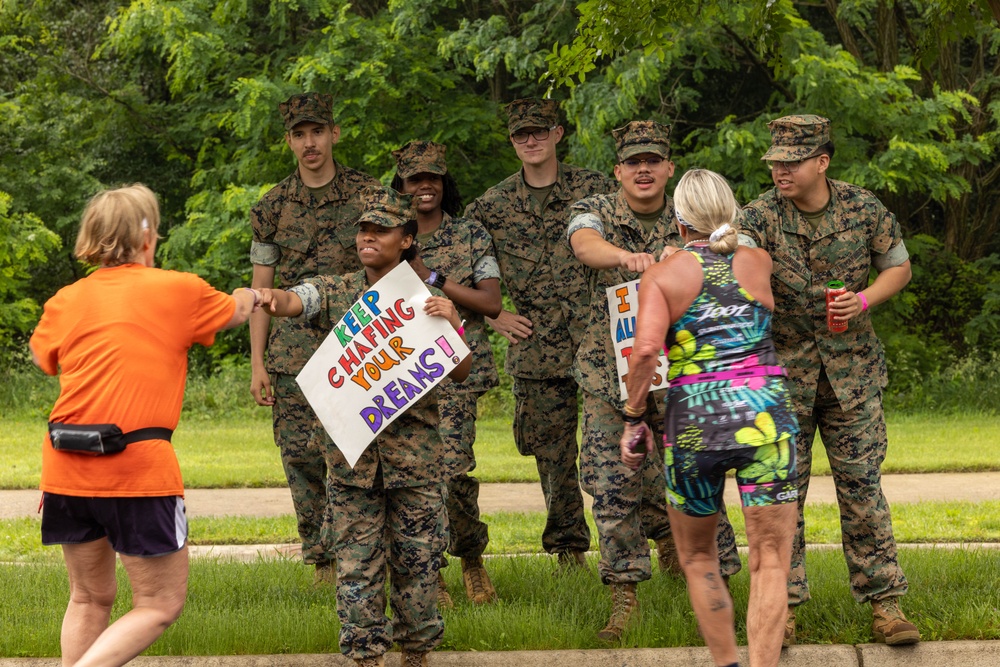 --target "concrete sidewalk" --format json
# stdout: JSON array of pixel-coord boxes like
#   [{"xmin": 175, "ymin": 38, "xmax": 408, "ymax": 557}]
[
  {"xmin": 2, "ymin": 471, "xmax": 997, "ymax": 520},
  {"xmin": 1, "ymin": 642, "xmax": 999, "ymax": 666}
]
